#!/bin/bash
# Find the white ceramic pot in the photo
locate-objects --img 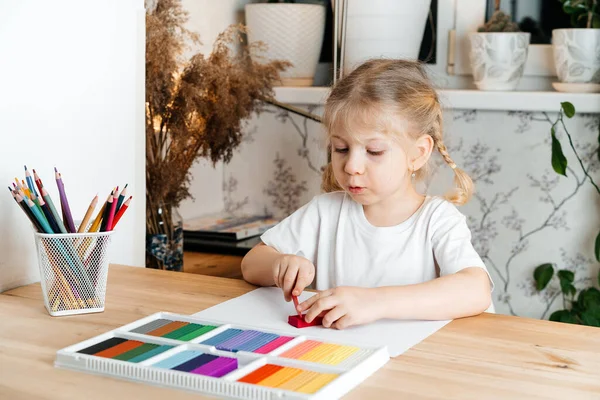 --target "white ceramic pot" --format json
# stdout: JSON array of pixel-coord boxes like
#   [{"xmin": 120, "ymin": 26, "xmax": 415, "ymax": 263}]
[
  {"xmin": 469, "ymin": 32, "xmax": 530, "ymax": 91},
  {"xmin": 342, "ymin": 0, "xmax": 432, "ymax": 76},
  {"xmin": 552, "ymin": 28, "xmax": 600, "ymax": 83},
  {"xmin": 245, "ymin": 3, "xmax": 326, "ymax": 87}
]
